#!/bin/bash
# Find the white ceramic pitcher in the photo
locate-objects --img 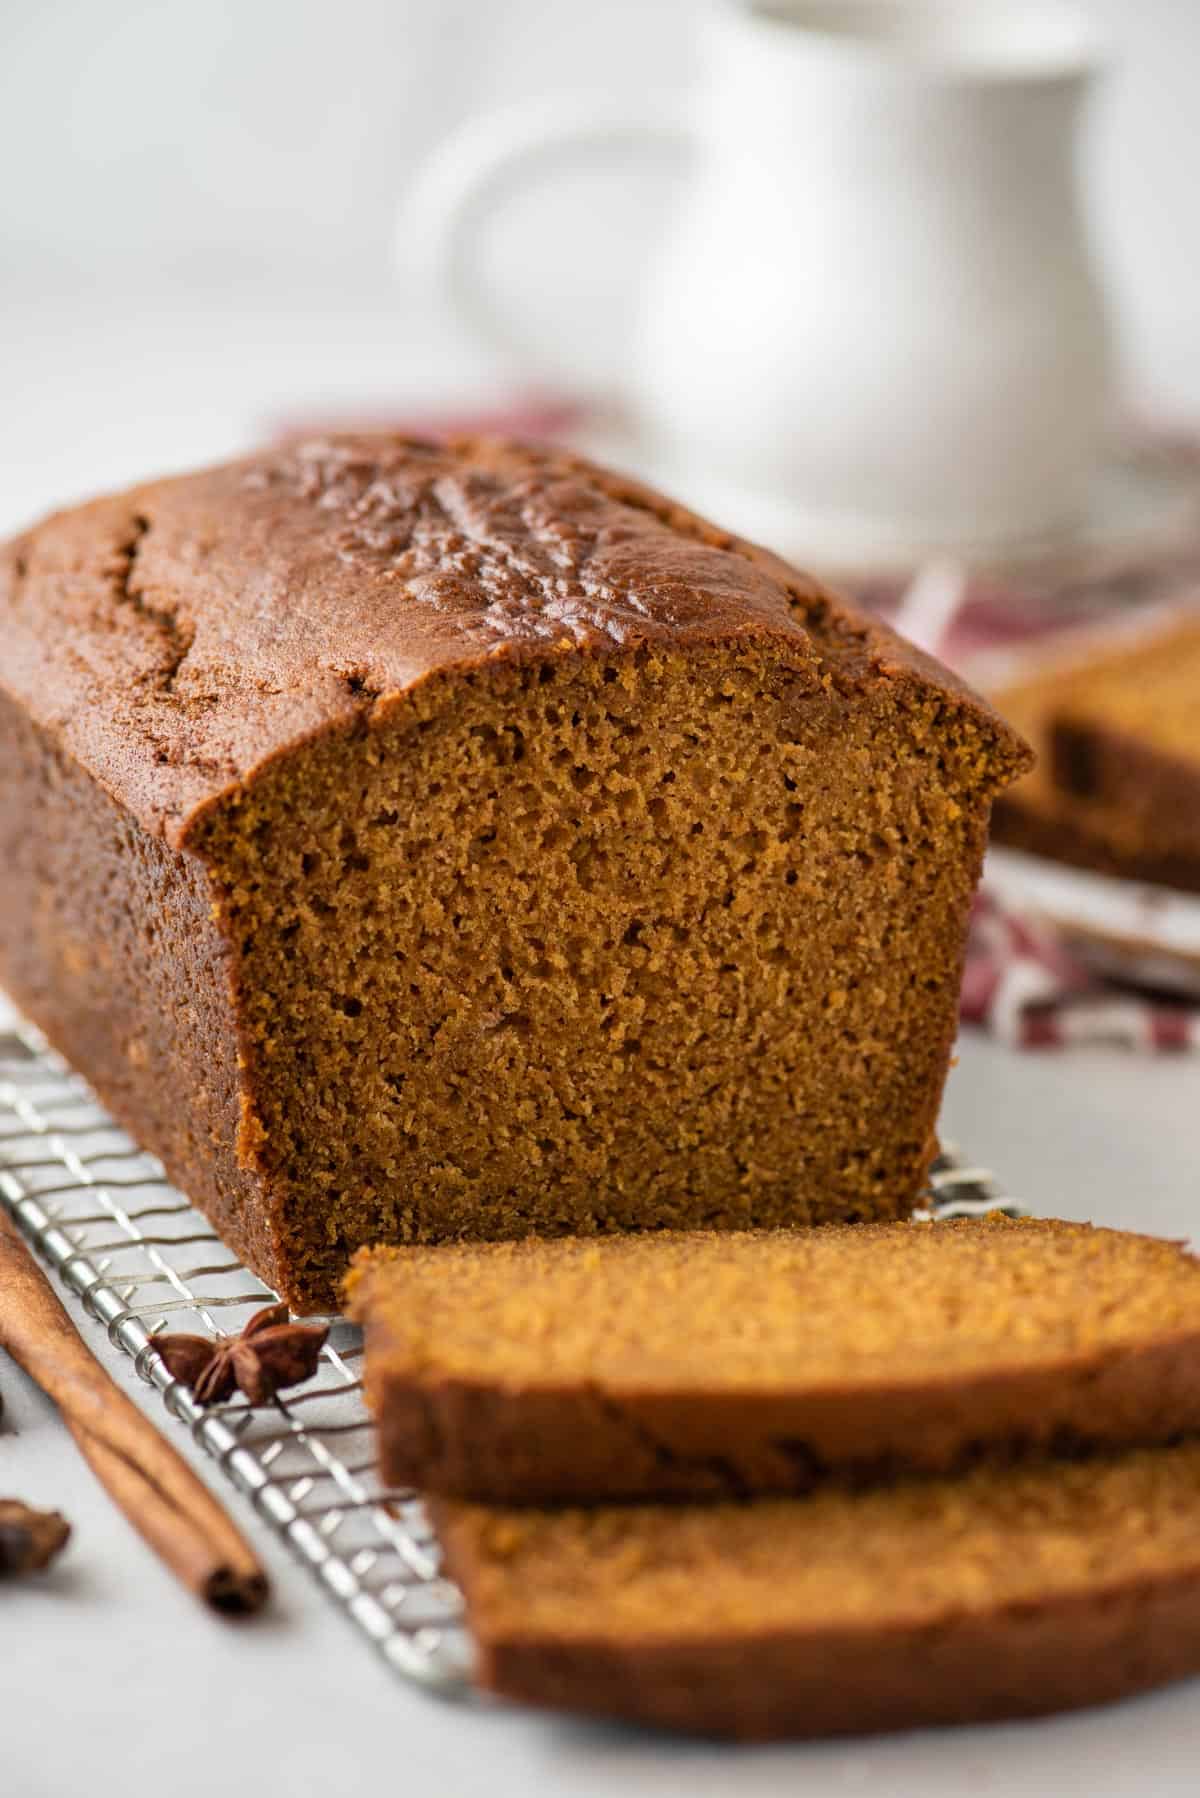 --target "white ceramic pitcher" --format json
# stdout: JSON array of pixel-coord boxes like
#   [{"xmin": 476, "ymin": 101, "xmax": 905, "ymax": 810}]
[{"xmin": 400, "ymin": 1, "xmax": 1113, "ymax": 560}]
